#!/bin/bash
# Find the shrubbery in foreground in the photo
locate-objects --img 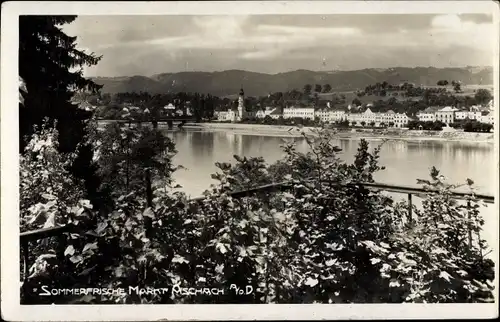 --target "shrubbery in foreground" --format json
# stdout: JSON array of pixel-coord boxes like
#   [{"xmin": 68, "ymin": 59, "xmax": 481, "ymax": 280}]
[{"xmin": 20, "ymin": 122, "xmax": 494, "ymax": 304}]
